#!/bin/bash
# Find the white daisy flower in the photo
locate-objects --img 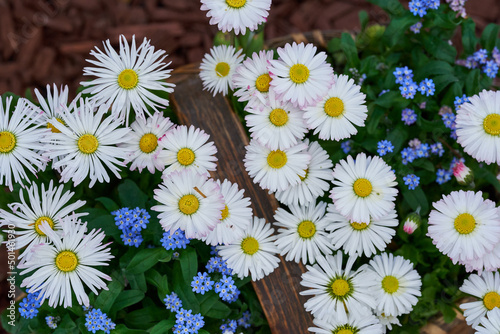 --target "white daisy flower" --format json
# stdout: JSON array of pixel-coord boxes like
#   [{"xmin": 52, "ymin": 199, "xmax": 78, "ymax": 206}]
[
  {"xmin": 152, "ymin": 169, "xmax": 224, "ymax": 239},
  {"xmin": 200, "ymin": 45, "xmax": 244, "ymax": 96},
  {"xmin": 0, "ymin": 97, "xmax": 49, "ymax": 191},
  {"xmin": 460, "ymin": 271, "xmax": 500, "ymax": 328},
  {"xmin": 18, "ymin": 216, "xmax": 113, "ymax": 308},
  {"xmin": 476, "ymin": 308, "xmax": 500, "ymax": 333},
  {"xmin": 268, "ymin": 42, "xmax": 334, "ymax": 108},
  {"xmin": 32, "ymin": 84, "xmax": 76, "ymax": 133},
  {"xmin": 0, "ymin": 181, "xmax": 87, "ymax": 261},
  {"xmin": 200, "ymin": 0, "xmax": 272, "ymax": 35},
  {"xmin": 45, "ymin": 98, "xmax": 130, "ymax": 188},
  {"xmin": 245, "ymin": 88, "xmax": 308, "ymax": 150},
  {"xmin": 233, "ymin": 50, "xmax": 274, "ymax": 110},
  {"xmin": 330, "ymin": 153, "xmax": 398, "ymax": 224},
  {"xmin": 274, "ymin": 140, "xmax": 333, "ymax": 206},
  {"xmin": 459, "ymin": 241, "xmax": 500, "ymax": 274},
  {"xmin": 303, "ymin": 74, "xmax": 368, "ymax": 141},
  {"xmin": 309, "ymin": 312, "xmax": 382, "ymax": 334},
  {"xmin": 244, "ymin": 139, "xmax": 310, "ymax": 192},
  {"xmin": 456, "ymin": 90, "xmax": 500, "ymax": 165},
  {"xmin": 366, "ymin": 253, "xmax": 422, "ymax": 317},
  {"xmin": 81, "ymin": 35, "xmax": 175, "ymax": 126},
  {"xmin": 376, "ymin": 310, "xmax": 401, "ymax": 334},
  {"xmin": 120, "ymin": 111, "xmax": 174, "ymax": 173},
  {"xmin": 217, "ymin": 216, "xmax": 280, "ymax": 281},
  {"xmin": 159, "ymin": 125, "xmax": 218, "ymax": 179},
  {"xmin": 300, "ymin": 251, "xmax": 377, "ymax": 321},
  {"xmin": 427, "ymin": 190, "xmax": 500, "ymax": 265},
  {"xmin": 273, "ymin": 201, "xmax": 333, "ymax": 265},
  {"xmin": 325, "ymin": 204, "xmax": 398, "ymax": 257},
  {"xmin": 202, "ymin": 179, "xmax": 253, "ymax": 246}
]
